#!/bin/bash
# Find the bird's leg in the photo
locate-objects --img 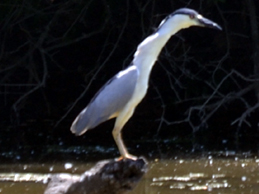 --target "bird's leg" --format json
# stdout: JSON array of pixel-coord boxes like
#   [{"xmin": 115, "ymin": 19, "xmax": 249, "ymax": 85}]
[
  {"xmin": 112, "ymin": 108, "xmax": 138, "ymax": 160},
  {"xmin": 112, "ymin": 126, "xmax": 137, "ymax": 161}
]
